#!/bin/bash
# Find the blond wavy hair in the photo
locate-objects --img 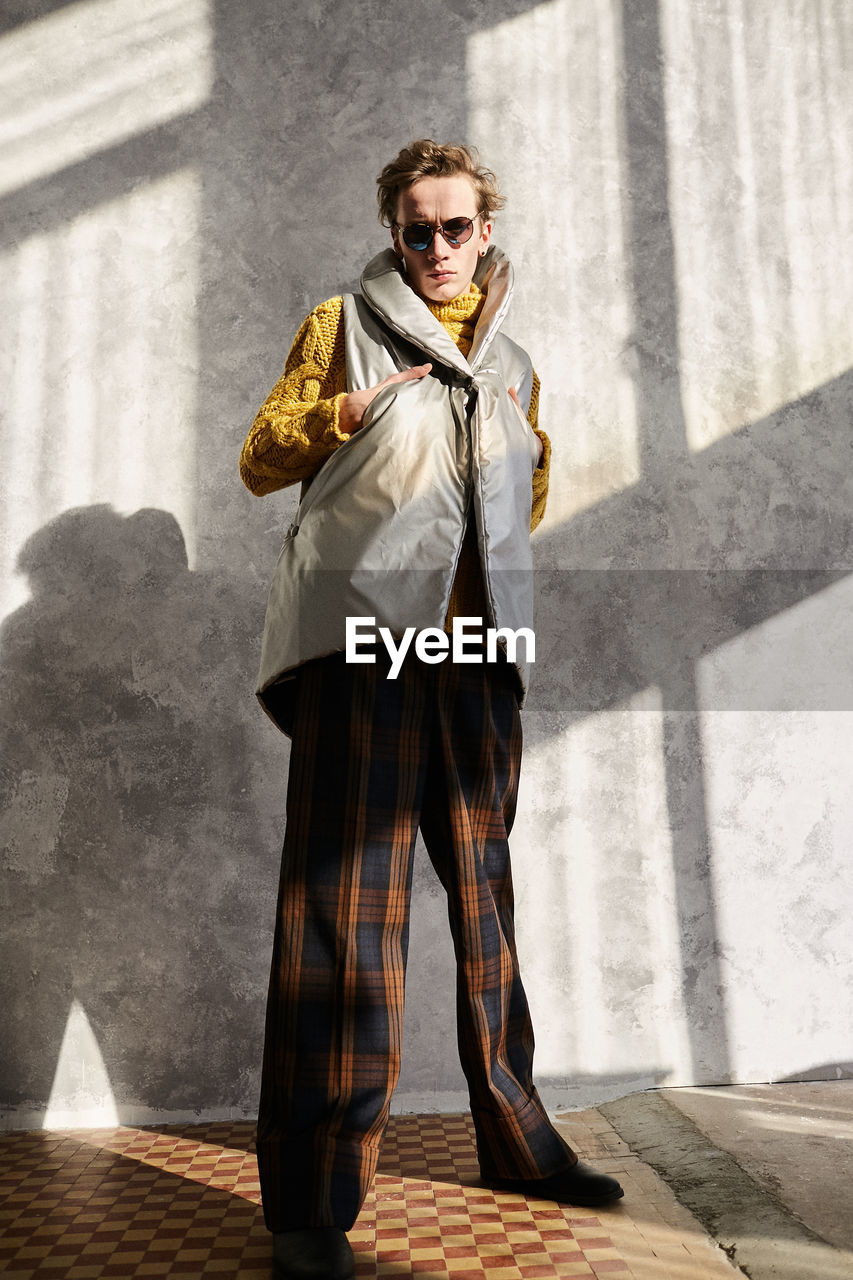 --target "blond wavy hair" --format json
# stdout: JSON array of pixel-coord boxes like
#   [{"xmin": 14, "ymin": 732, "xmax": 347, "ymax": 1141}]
[{"xmin": 376, "ymin": 139, "xmax": 505, "ymax": 227}]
